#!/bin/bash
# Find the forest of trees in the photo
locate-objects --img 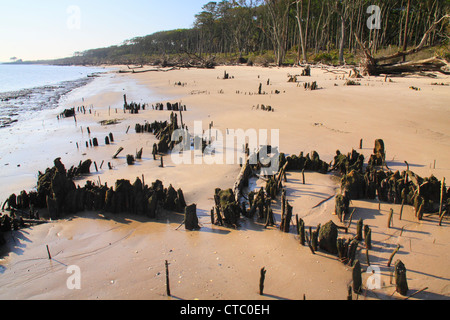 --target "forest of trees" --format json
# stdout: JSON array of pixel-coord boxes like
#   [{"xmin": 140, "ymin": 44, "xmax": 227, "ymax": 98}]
[{"xmin": 48, "ymin": 0, "xmax": 450, "ymax": 67}]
